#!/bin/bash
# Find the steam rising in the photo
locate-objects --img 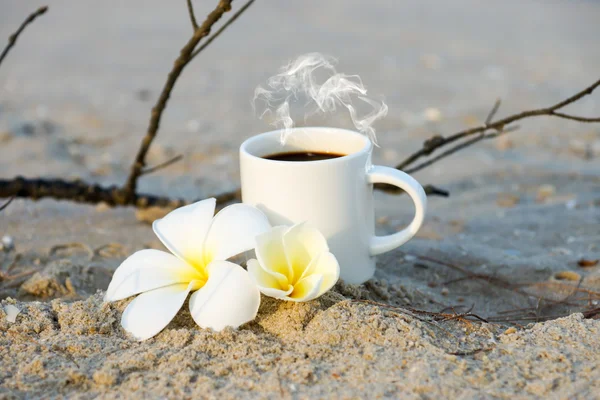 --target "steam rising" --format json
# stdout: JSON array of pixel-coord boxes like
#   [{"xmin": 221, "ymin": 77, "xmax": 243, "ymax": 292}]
[{"xmin": 253, "ymin": 53, "xmax": 388, "ymax": 145}]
